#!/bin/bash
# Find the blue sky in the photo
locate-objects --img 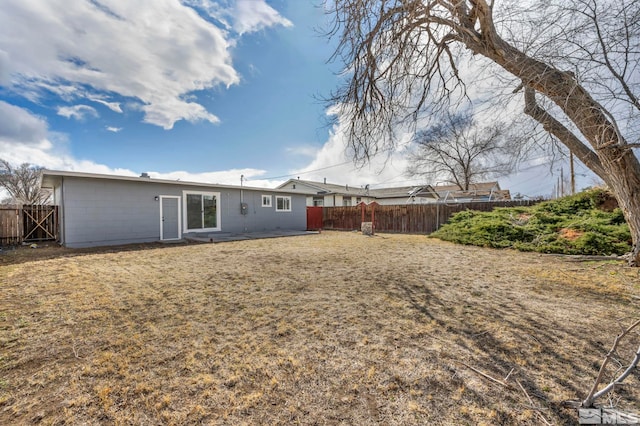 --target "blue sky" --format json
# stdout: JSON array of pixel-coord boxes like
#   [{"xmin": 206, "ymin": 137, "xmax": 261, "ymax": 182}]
[{"xmin": 0, "ymin": 0, "xmax": 596, "ymax": 197}]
